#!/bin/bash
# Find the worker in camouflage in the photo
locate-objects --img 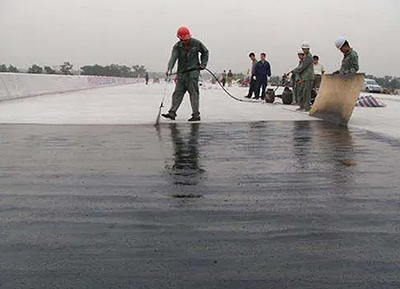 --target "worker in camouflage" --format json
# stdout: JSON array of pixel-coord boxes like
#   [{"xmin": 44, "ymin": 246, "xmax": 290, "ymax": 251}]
[
  {"xmin": 292, "ymin": 42, "xmax": 314, "ymax": 111},
  {"xmin": 334, "ymin": 37, "xmax": 359, "ymax": 74},
  {"xmin": 292, "ymin": 50, "xmax": 304, "ymax": 104}
]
